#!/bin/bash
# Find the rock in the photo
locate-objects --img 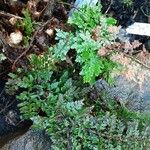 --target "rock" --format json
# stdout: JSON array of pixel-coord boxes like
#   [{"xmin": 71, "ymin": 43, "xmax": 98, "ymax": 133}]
[
  {"xmin": 0, "ymin": 129, "xmax": 51, "ymax": 150},
  {"xmin": 9, "ymin": 31, "xmax": 23, "ymax": 45},
  {"xmin": 117, "ymin": 28, "xmax": 132, "ymax": 42},
  {"xmin": 126, "ymin": 22, "xmax": 150, "ymax": 37},
  {"xmin": 95, "ymin": 53, "xmax": 150, "ymax": 112},
  {"xmin": 0, "ymin": 80, "xmax": 32, "ymax": 148}
]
